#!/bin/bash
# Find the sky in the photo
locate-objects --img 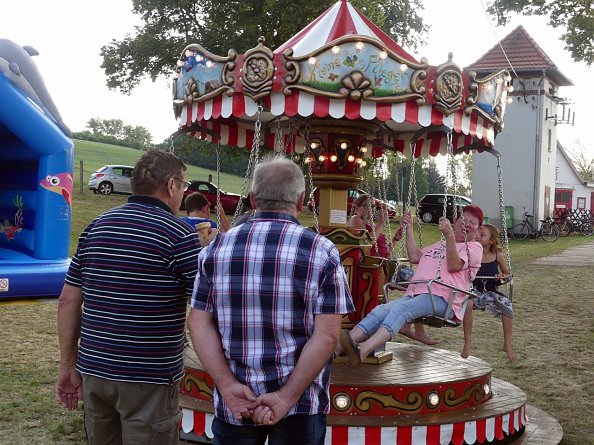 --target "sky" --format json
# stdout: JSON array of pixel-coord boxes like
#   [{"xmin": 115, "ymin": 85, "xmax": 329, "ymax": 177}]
[{"xmin": 1, "ymin": 0, "xmax": 592, "ymax": 151}]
